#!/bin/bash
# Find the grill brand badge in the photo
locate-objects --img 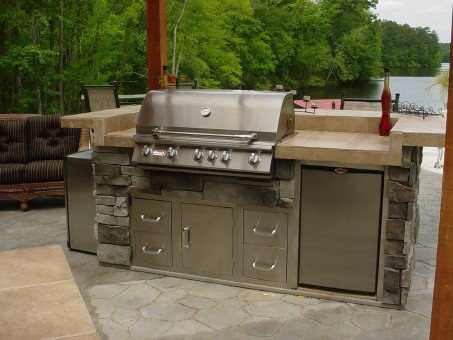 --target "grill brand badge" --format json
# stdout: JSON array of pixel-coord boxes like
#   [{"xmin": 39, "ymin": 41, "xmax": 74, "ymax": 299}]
[
  {"xmin": 152, "ymin": 148, "xmax": 167, "ymax": 157},
  {"xmin": 201, "ymin": 107, "xmax": 211, "ymax": 117}
]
